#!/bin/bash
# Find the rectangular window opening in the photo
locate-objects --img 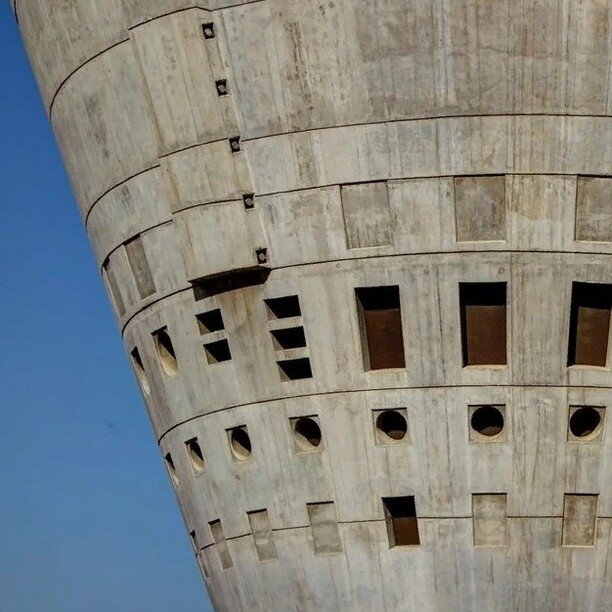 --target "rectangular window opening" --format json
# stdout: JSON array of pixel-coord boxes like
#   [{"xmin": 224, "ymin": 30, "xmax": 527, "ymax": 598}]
[
  {"xmin": 277, "ymin": 358, "xmax": 312, "ymax": 381},
  {"xmin": 567, "ymin": 282, "xmax": 611, "ymax": 367},
  {"xmin": 204, "ymin": 339, "xmax": 232, "ymax": 364},
  {"xmin": 197, "ymin": 308, "xmax": 225, "ymax": 334},
  {"xmin": 355, "ymin": 286, "xmax": 405, "ymax": 370},
  {"xmin": 382, "ymin": 496, "xmax": 420, "ymax": 547},
  {"xmin": 265, "ymin": 295, "xmax": 301, "ymax": 319},
  {"xmin": 459, "ymin": 282, "xmax": 507, "ymax": 366},
  {"xmin": 271, "ymin": 326, "xmax": 307, "ymax": 350}
]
